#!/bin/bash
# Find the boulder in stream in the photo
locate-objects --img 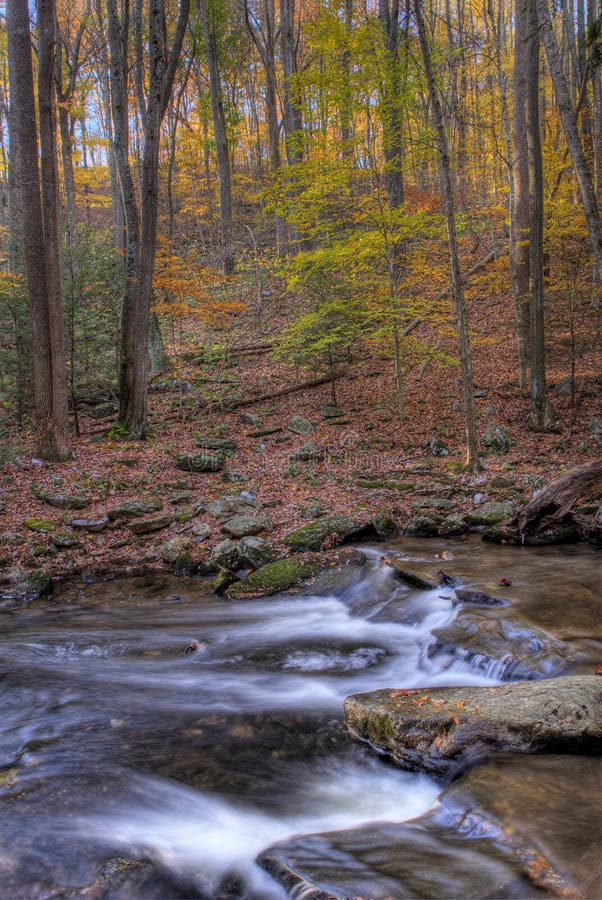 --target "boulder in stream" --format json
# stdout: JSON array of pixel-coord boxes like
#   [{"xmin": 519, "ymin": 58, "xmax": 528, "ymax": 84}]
[
  {"xmin": 344, "ymin": 676, "xmax": 602, "ymax": 778},
  {"xmin": 429, "ymin": 608, "xmax": 583, "ymax": 679}
]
